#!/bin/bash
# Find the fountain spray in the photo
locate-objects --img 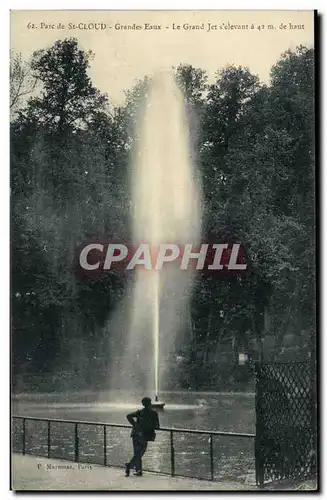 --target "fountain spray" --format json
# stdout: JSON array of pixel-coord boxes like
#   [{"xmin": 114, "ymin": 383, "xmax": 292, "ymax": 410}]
[{"xmin": 110, "ymin": 70, "xmax": 201, "ymax": 403}]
